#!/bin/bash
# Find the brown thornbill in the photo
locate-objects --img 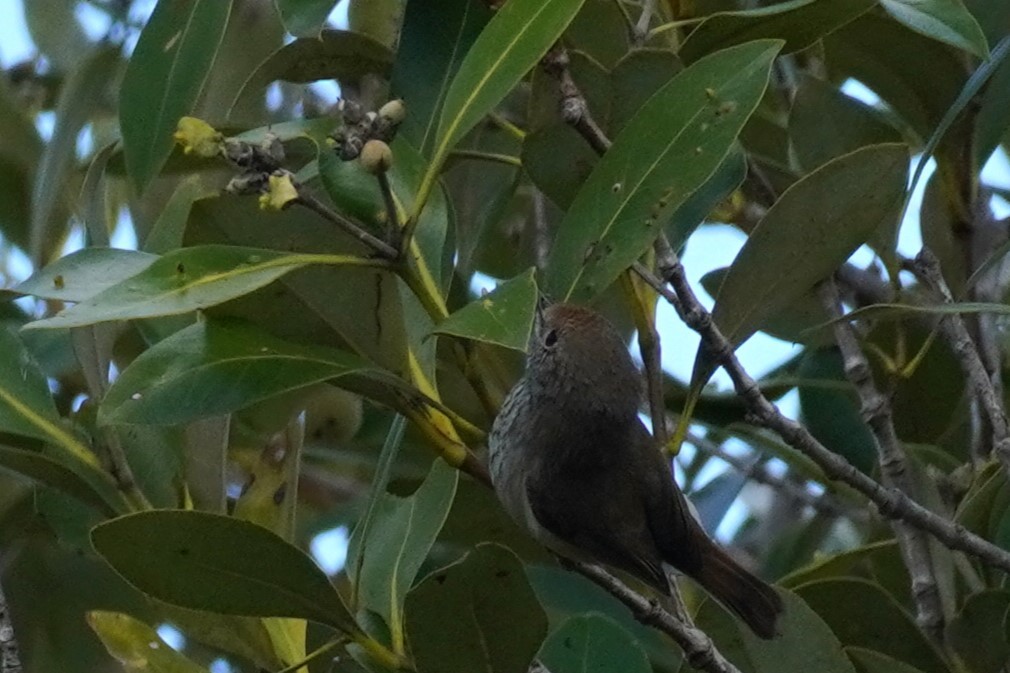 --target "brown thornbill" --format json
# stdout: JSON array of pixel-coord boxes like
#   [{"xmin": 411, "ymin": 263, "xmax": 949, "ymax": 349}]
[{"xmin": 489, "ymin": 300, "xmax": 784, "ymax": 639}]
